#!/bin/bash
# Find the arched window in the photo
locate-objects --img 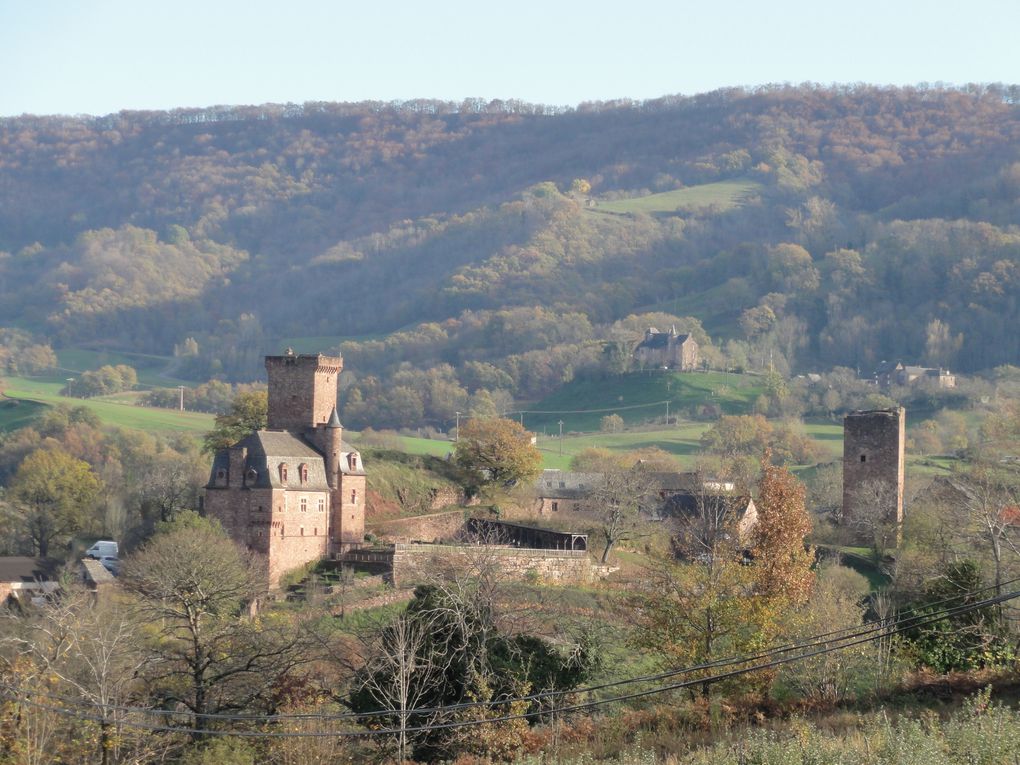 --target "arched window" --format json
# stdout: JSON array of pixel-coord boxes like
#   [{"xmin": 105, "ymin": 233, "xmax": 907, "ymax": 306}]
[
  {"xmin": 299, "ymin": 464, "xmax": 309, "ymax": 483},
  {"xmin": 279, "ymin": 463, "xmax": 288, "ymax": 483}
]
